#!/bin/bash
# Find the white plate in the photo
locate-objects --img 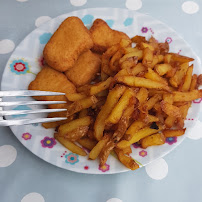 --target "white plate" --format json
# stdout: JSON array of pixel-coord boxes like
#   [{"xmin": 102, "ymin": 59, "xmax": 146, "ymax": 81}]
[{"xmin": 1, "ymin": 8, "xmax": 201, "ymax": 174}]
